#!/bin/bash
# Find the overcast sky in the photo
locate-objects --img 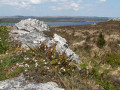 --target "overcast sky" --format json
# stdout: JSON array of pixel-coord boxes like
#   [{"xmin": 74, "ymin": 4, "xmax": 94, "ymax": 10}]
[{"xmin": 0, "ymin": 0, "xmax": 119, "ymax": 17}]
